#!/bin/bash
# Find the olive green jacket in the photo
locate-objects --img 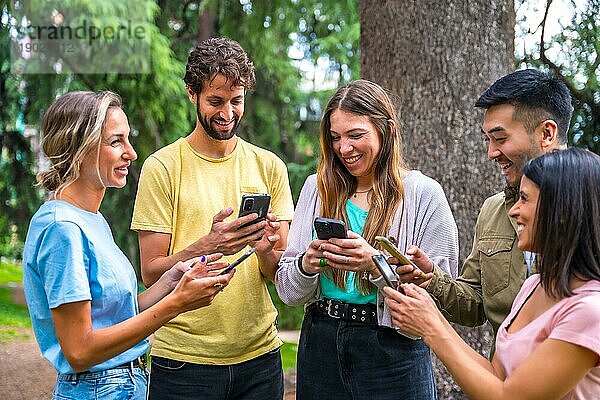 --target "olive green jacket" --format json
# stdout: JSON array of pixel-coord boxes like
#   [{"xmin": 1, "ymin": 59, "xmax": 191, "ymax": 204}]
[{"xmin": 427, "ymin": 186, "xmax": 530, "ymax": 338}]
